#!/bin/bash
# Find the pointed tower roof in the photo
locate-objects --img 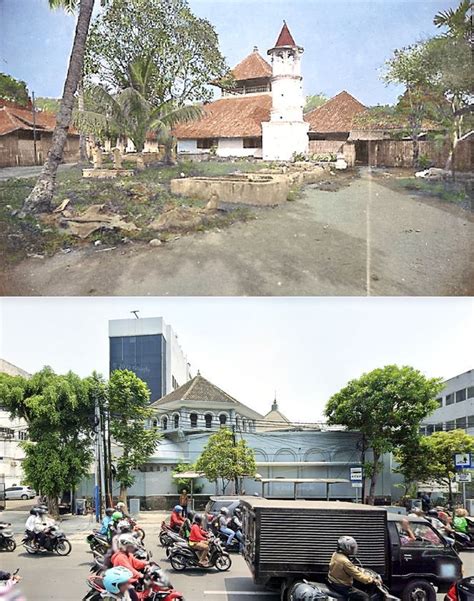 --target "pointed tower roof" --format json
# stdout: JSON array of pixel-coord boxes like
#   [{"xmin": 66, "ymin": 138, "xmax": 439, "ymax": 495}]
[
  {"xmin": 274, "ymin": 21, "xmax": 297, "ymax": 48},
  {"xmin": 258, "ymin": 397, "xmax": 292, "ymax": 431}
]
